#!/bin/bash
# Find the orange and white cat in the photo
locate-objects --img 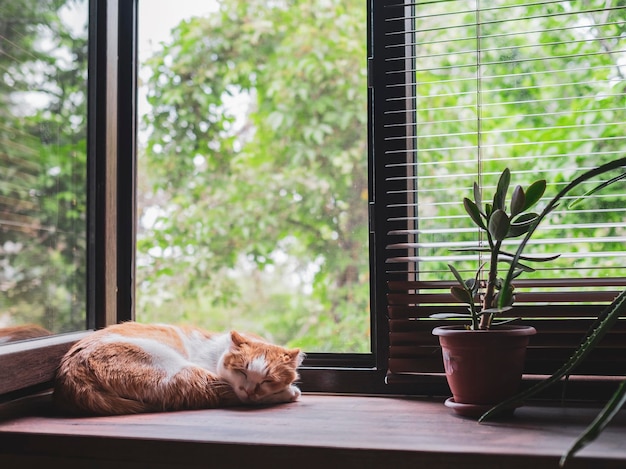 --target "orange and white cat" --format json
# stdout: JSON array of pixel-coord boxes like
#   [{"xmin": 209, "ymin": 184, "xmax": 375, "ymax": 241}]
[{"xmin": 54, "ymin": 322, "xmax": 303, "ymax": 415}]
